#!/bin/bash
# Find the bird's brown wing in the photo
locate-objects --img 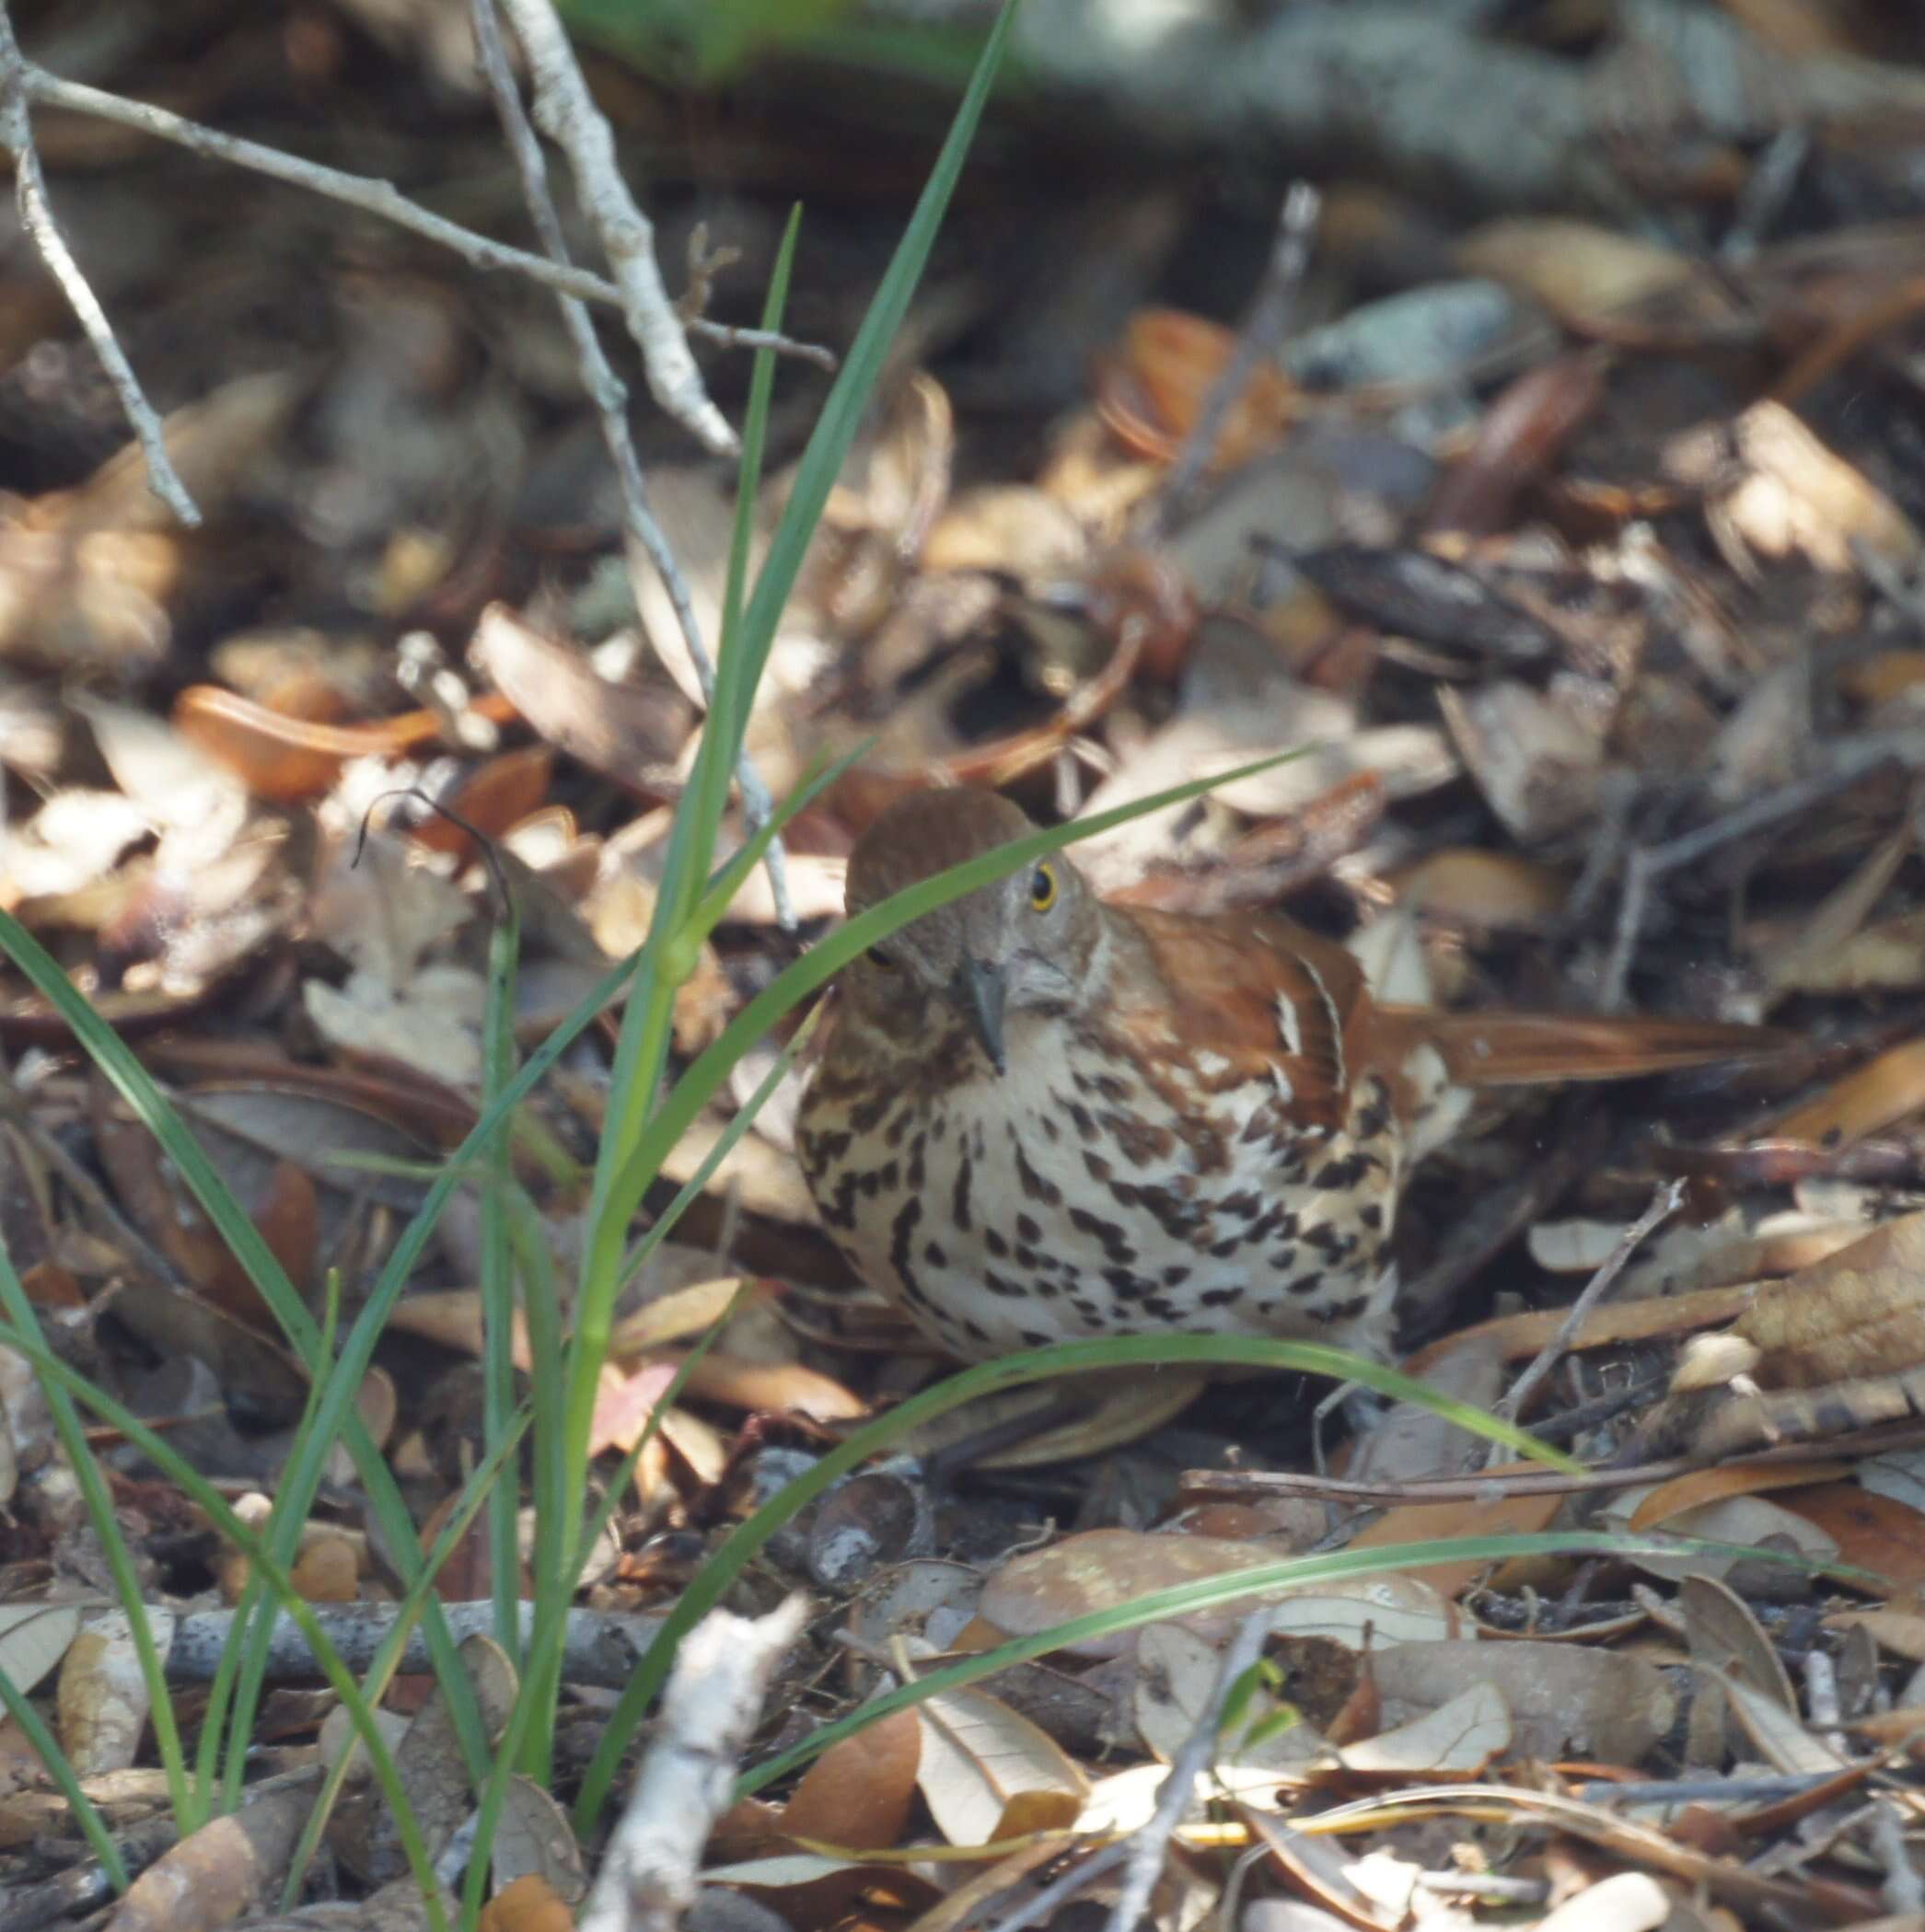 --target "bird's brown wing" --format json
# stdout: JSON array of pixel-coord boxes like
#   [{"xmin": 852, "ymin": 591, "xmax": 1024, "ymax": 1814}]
[{"xmin": 1106, "ymin": 906, "xmax": 1372, "ymax": 1134}]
